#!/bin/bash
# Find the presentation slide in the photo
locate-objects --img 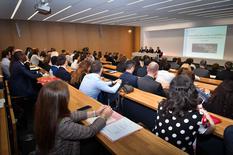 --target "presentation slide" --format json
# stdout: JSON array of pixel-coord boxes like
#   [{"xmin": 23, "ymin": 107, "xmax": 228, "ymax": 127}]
[{"xmin": 183, "ymin": 26, "xmax": 227, "ymax": 59}]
